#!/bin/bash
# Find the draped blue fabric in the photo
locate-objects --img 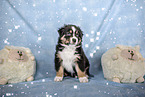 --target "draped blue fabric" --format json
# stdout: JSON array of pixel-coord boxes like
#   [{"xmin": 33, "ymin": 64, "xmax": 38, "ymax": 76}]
[{"xmin": 0, "ymin": 0, "xmax": 145, "ymax": 96}]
